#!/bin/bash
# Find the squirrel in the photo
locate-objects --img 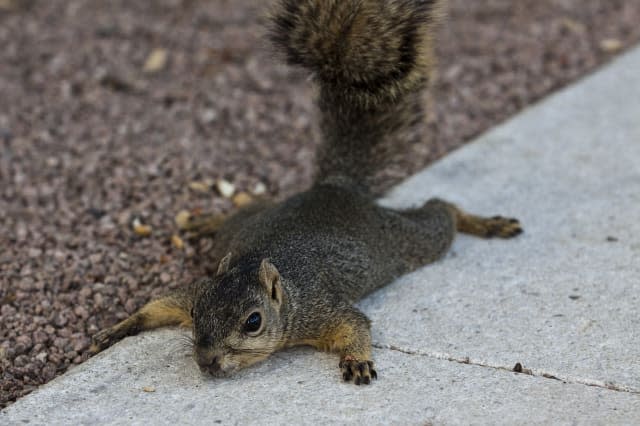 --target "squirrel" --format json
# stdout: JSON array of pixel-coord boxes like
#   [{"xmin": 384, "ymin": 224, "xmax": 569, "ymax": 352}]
[{"xmin": 90, "ymin": 0, "xmax": 522, "ymax": 386}]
